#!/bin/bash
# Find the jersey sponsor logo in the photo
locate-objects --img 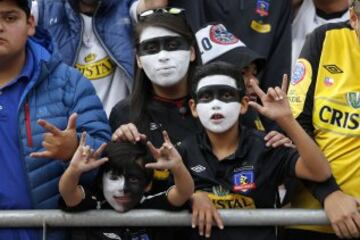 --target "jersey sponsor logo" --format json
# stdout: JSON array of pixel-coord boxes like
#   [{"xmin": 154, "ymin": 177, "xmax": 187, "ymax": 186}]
[
  {"xmin": 208, "ymin": 186, "xmax": 256, "ymax": 209},
  {"xmin": 153, "ymin": 169, "xmax": 169, "ymax": 180},
  {"xmin": 250, "ymin": 20, "xmax": 271, "ymax": 33},
  {"xmin": 76, "ymin": 55, "xmax": 116, "ymax": 80},
  {"xmin": 316, "ymin": 103, "xmax": 360, "ymax": 134},
  {"xmin": 191, "ymin": 165, "xmax": 206, "ymax": 173},
  {"xmin": 323, "ymin": 64, "xmax": 344, "ymax": 74},
  {"xmin": 346, "ymin": 92, "xmax": 360, "ymax": 109},
  {"xmin": 256, "ymin": 0, "xmax": 270, "ymax": 17},
  {"xmin": 233, "ymin": 170, "xmax": 256, "ymax": 193},
  {"xmin": 209, "ymin": 24, "xmax": 239, "ymax": 45}
]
